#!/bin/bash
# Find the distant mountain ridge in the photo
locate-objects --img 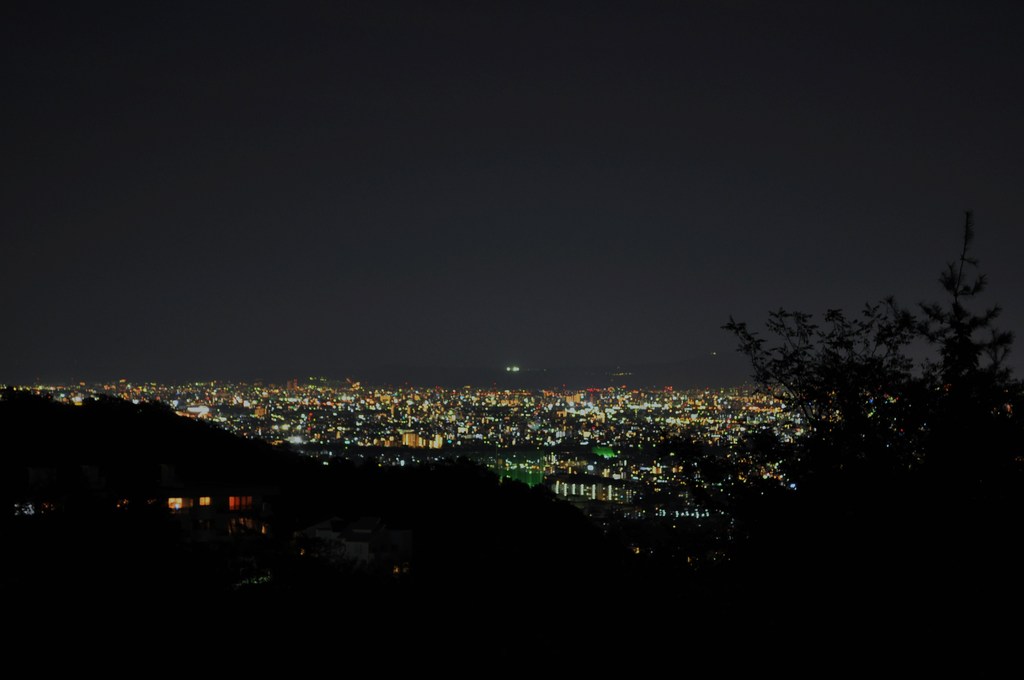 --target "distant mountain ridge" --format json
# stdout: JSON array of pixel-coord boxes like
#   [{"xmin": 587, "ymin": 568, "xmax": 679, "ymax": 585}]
[{"xmin": 355, "ymin": 354, "xmax": 749, "ymax": 389}]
